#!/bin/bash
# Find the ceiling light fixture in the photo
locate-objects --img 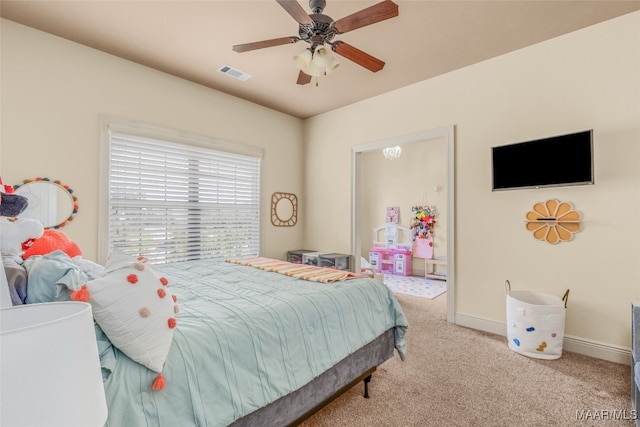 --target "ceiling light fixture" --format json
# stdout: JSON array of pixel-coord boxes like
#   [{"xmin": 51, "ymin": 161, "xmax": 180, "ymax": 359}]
[
  {"xmin": 293, "ymin": 44, "xmax": 339, "ymax": 85},
  {"xmin": 232, "ymin": 0, "xmax": 399, "ymax": 86},
  {"xmin": 383, "ymin": 146, "xmax": 402, "ymax": 160}
]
